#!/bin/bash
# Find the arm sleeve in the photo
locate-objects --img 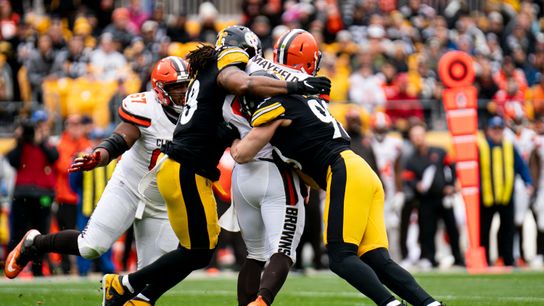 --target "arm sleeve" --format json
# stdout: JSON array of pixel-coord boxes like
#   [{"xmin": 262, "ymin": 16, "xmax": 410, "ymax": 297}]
[{"xmin": 514, "ymin": 147, "xmax": 533, "ymax": 185}]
